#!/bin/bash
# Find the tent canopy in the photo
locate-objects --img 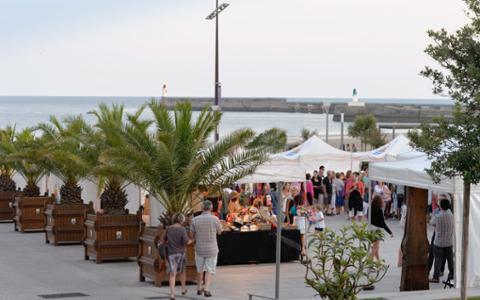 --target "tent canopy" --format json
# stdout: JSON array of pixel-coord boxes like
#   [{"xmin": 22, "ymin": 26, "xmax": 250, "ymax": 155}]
[
  {"xmin": 369, "ymin": 155, "xmax": 455, "ymax": 193},
  {"xmin": 353, "ymin": 134, "xmax": 414, "ymax": 162},
  {"xmin": 238, "ymin": 135, "xmax": 413, "ymax": 183},
  {"xmin": 238, "ymin": 134, "xmax": 415, "ymax": 184},
  {"xmin": 369, "ymin": 155, "xmax": 480, "ymax": 288},
  {"xmin": 237, "ymin": 135, "xmax": 355, "ymax": 184}
]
